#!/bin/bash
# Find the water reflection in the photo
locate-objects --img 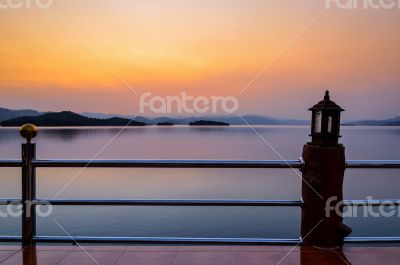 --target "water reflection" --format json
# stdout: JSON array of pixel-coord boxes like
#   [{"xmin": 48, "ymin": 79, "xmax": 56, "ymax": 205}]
[
  {"xmin": 0, "ymin": 126, "xmax": 399, "ymax": 238},
  {"xmin": 1, "ymin": 126, "xmax": 399, "ymax": 160},
  {"xmin": 40, "ymin": 129, "xmax": 92, "ymax": 141},
  {"xmin": 39, "ymin": 127, "xmax": 150, "ymax": 141}
]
